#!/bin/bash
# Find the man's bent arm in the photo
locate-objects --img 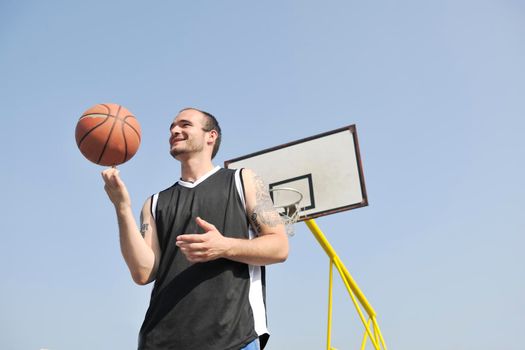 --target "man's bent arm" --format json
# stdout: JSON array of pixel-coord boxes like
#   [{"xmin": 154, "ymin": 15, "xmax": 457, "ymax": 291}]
[
  {"xmin": 176, "ymin": 169, "xmax": 288, "ymax": 266},
  {"xmin": 223, "ymin": 232, "xmax": 288, "ymax": 266},
  {"xmin": 236, "ymin": 168, "xmax": 288, "ymax": 265}
]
